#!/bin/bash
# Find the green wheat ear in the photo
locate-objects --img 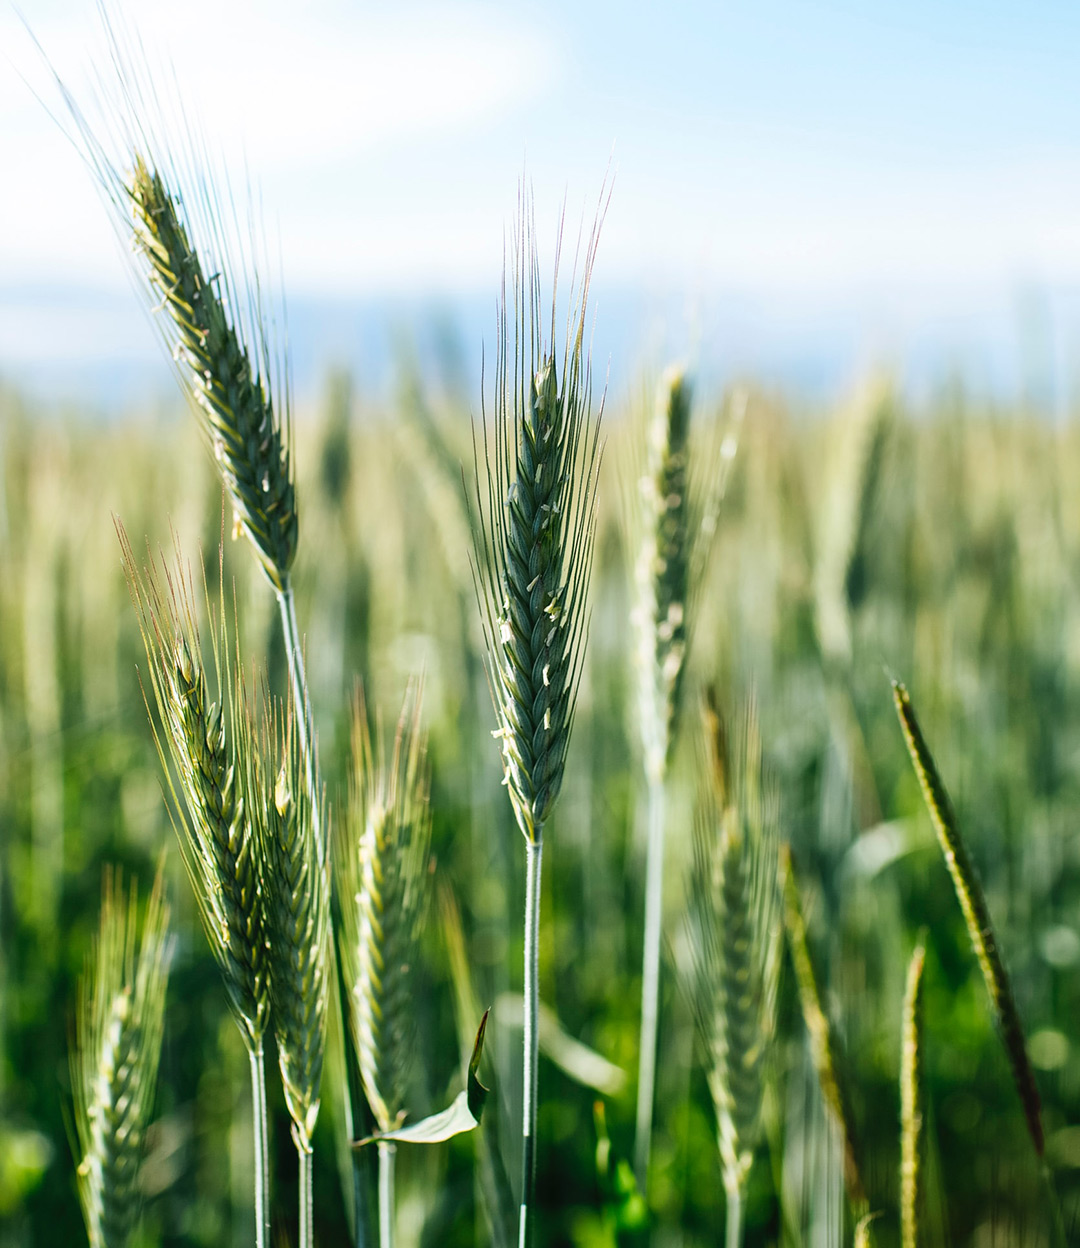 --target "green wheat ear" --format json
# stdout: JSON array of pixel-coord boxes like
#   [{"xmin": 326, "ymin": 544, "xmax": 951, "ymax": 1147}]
[
  {"xmin": 685, "ymin": 698, "xmax": 781, "ymax": 1239},
  {"xmin": 335, "ymin": 682, "xmax": 432, "ymax": 1134},
  {"xmin": 126, "ymin": 157, "xmax": 298, "ymax": 592},
  {"xmin": 72, "ymin": 864, "xmax": 174, "ymax": 1248},
  {"xmin": 119, "ymin": 525, "xmax": 268, "ymax": 1053},
  {"xmin": 49, "ymin": 16, "xmax": 298, "ymax": 594},
  {"xmin": 900, "ymin": 941, "xmax": 927, "ymax": 1248},
  {"xmin": 470, "ymin": 192, "xmax": 605, "ymax": 845},
  {"xmin": 241, "ymin": 687, "xmax": 330, "ymax": 1153},
  {"xmin": 891, "ymin": 680, "xmax": 1044, "ymax": 1158}
]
